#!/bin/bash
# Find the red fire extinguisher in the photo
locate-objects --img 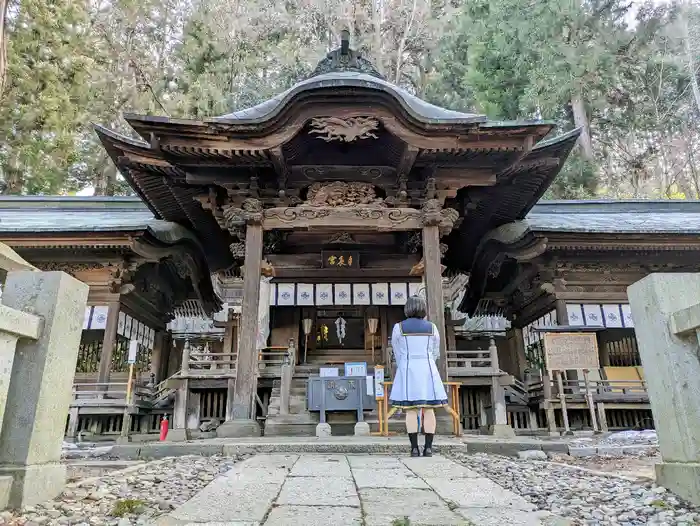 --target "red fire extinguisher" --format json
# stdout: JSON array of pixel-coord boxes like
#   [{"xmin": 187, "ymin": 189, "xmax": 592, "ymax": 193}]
[{"xmin": 160, "ymin": 416, "xmax": 169, "ymax": 441}]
